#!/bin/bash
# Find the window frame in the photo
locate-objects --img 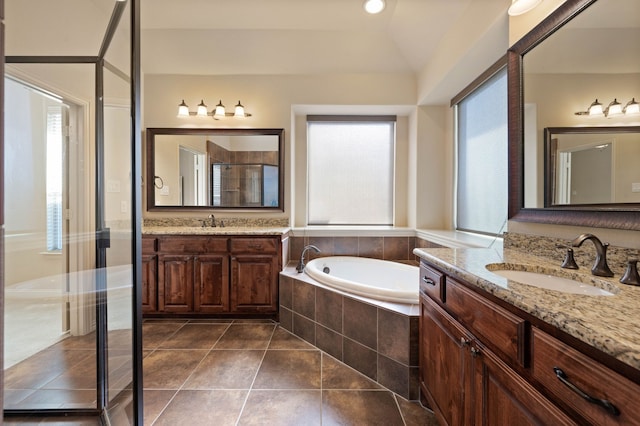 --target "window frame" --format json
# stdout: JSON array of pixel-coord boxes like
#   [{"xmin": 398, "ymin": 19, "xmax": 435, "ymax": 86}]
[
  {"xmin": 306, "ymin": 115, "xmax": 397, "ymax": 226},
  {"xmin": 451, "ymin": 55, "xmax": 508, "ymax": 236}
]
